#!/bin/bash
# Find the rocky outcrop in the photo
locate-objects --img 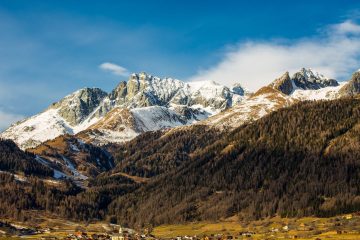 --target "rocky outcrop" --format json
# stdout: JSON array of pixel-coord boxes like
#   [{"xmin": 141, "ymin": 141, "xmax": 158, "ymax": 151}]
[
  {"xmin": 339, "ymin": 71, "xmax": 360, "ymax": 96},
  {"xmin": 269, "ymin": 72, "xmax": 293, "ymax": 95},
  {"xmin": 292, "ymin": 68, "xmax": 338, "ymax": 90},
  {"xmin": 110, "ymin": 81, "xmax": 127, "ymax": 104},
  {"xmin": 231, "ymin": 83, "xmax": 246, "ymax": 96},
  {"xmin": 51, "ymin": 88, "xmax": 107, "ymax": 126},
  {"xmin": 94, "ymin": 72, "xmax": 246, "ymax": 116},
  {"xmin": 269, "ymin": 68, "xmax": 340, "ymax": 95}
]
